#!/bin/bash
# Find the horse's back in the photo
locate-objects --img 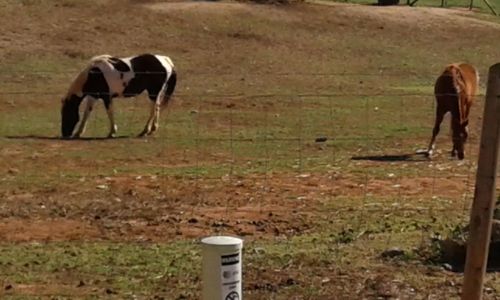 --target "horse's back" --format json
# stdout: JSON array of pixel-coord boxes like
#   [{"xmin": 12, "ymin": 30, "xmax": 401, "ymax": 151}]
[
  {"xmin": 435, "ymin": 63, "xmax": 478, "ymax": 98},
  {"xmin": 122, "ymin": 54, "xmax": 174, "ymax": 99},
  {"xmin": 67, "ymin": 54, "xmax": 175, "ymax": 100}
]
